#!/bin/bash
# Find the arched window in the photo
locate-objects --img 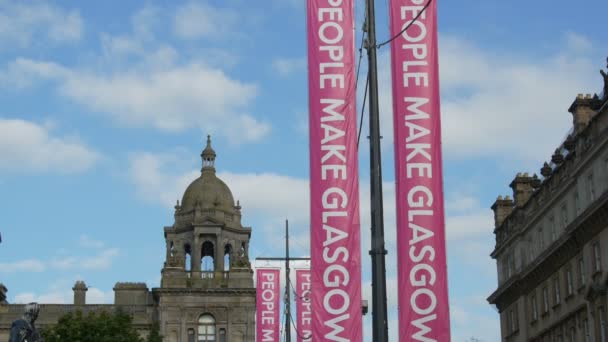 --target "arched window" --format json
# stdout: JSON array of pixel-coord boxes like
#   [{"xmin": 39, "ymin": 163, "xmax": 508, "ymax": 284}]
[
  {"xmin": 201, "ymin": 241, "xmax": 215, "ymax": 272},
  {"xmin": 224, "ymin": 244, "xmax": 232, "ymax": 271},
  {"xmin": 198, "ymin": 314, "xmax": 216, "ymax": 341},
  {"xmin": 185, "ymin": 244, "xmax": 192, "ymax": 271},
  {"xmin": 240, "ymin": 242, "xmax": 246, "ymax": 257},
  {"xmin": 170, "ymin": 241, "xmax": 175, "ymax": 257}
]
